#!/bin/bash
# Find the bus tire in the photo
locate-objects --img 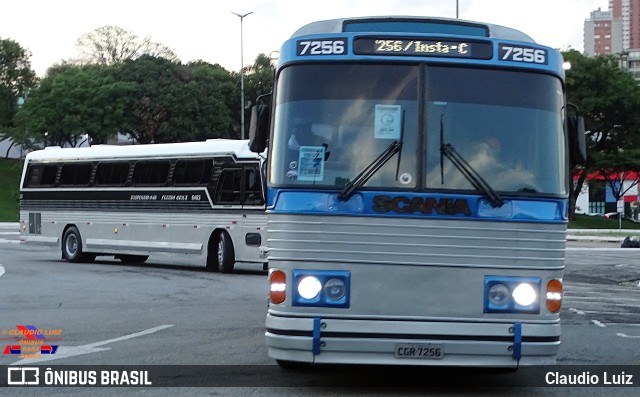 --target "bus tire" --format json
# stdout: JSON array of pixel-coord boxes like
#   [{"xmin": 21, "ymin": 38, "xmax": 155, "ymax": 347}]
[
  {"xmin": 62, "ymin": 226, "xmax": 93, "ymax": 263},
  {"xmin": 215, "ymin": 231, "xmax": 235, "ymax": 273}
]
